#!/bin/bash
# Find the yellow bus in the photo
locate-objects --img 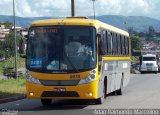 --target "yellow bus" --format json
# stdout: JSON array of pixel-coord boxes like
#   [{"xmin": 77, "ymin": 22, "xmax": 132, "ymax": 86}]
[{"xmin": 26, "ymin": 16, "xmax": 130, "ymax": 105}]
